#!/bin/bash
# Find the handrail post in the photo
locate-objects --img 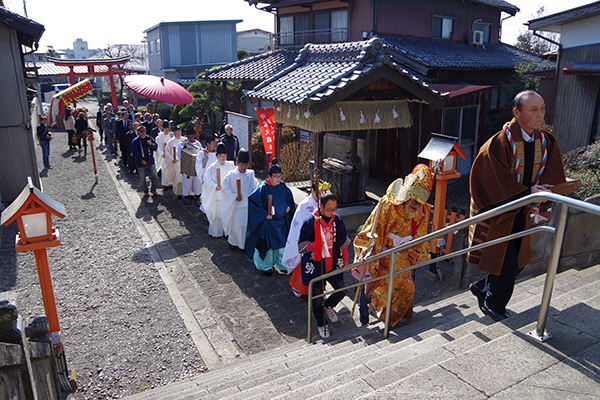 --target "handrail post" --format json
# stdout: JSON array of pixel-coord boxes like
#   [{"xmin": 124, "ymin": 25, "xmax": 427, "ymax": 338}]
[
  {"xmin": 307, "ymin": 280, "xmax": 313, "ymax": 343},
  {"xmin": 384, "ymin": 252, "xmax": 396, "ymax": 338},
  {"xmin": 528, "ymin": 203, "xmax": 569, "ymax": 342}
]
